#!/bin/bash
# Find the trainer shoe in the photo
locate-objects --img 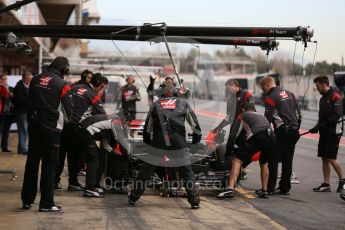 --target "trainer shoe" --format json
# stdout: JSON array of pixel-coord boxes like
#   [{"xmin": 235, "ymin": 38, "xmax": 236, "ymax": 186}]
[
  {"xmin": 78, "ymin": 170, "xmax": 86, "ymax": 176},
  {"xmin": 290, "ymin": 173, "xmax": 300, "ymax": 184},
  {"xmin": 336, "ymin": 179, "xmax": 345, "ymax": 193},
  {"xmin": 22, "ymin": 203, "xmax": 33, "ymax": 210},
  {"xmin": 256, "ymin": 189, "xmax": 274, "ymax": 196},
  {"xmin": 83, "ymin": 189, "xmax": 104, "ymax": 198},
  {"xmin": 191, "ymin": 203, "xmax": 200, "ymax": 209},
  {"xmin": 128, "ymin": 192, "xmax": 136, "ymax": 205},
  {"xmin": 95, "ymin": 187, "xmax": 104, "ymax": 195},
  {"xmin": 217, "ymin": 188, "xmax": 235, "ymax": 198},
  {"xmin": 313, "ymin": 183, "xmax": 331, "ymax": 192},
  {"xmin": 39, "ymin": 205, "xmax": 62, "ymax": 212},
  {"xmin": 257, "ymin": 190, "xmax": 269, "ymax": 199},
  {"xmin": 240, "ymin": 171, "xmax": 247, "ymax": 180},
  {"xmin": 68, "ymin": 183, "xmax": 84, "ymax": 191},
  {"xmin": 340, "ymin": 190, "xmax": 345, "ymax": 201},
  {"xmin": 273, "ymin": 188, "xmax": 290, "ymax": 195}
]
